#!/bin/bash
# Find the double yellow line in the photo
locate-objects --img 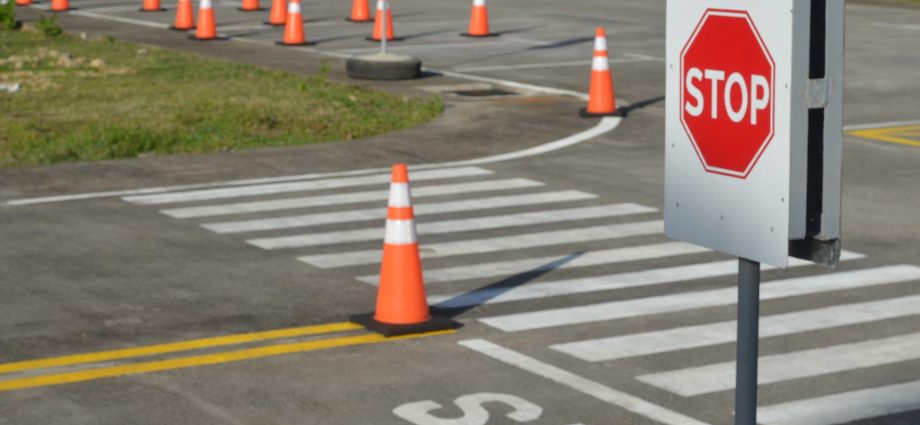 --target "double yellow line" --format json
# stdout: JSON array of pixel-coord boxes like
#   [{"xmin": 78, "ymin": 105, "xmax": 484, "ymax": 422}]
[
  {"xmin": 0, "ymin": 322, "xmax": 453, "ymax": 392},
  {"xmin": 849, "ymin": 124, "xmax": 920, "ymax": 148}
]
